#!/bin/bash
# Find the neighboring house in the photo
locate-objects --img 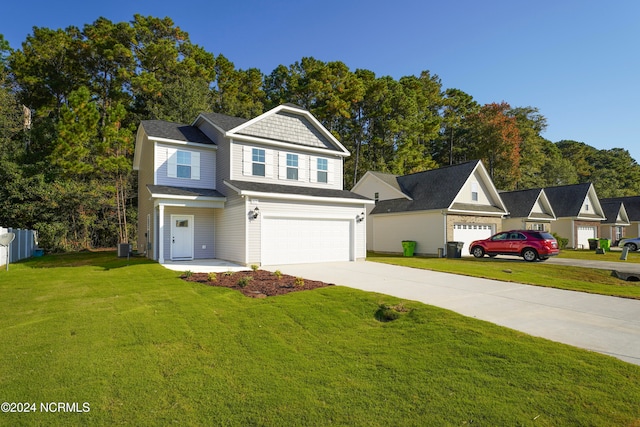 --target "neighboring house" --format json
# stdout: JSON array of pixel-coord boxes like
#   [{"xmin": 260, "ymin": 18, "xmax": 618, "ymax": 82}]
[
  {"xmin": 598, "ymin": 200, "xmax": 630, "ymax": 245},
  {"xmin": 544, "ymin": 183, "xmax": 606, "ymax": 249},
  {"xmin": 500, "ymin": 188, "xmax": 556, "ymax": 232},
  {"xmin": 352, "ymin": 160, "xmax": 509, "ymax": 256},
  {"xmin": 133, "ymin": 104, "xmax": 372, "ymax": 266},
  {"xmin": 601, "ymin": 196, "xmax": 640, "ymax": 240}
]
